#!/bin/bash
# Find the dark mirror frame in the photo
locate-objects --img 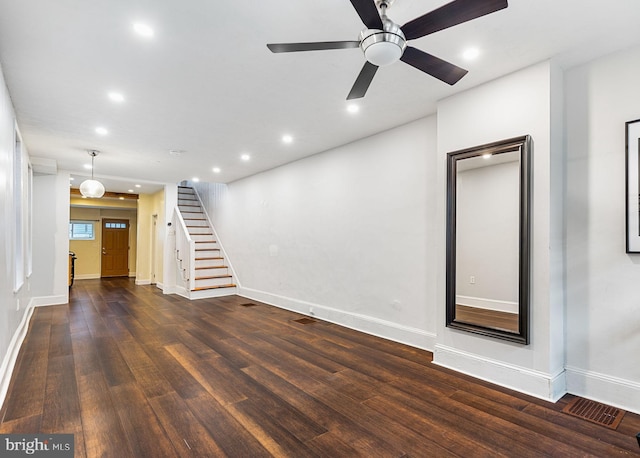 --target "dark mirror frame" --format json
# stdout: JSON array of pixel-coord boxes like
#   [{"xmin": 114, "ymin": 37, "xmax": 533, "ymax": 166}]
[{"xmin": 446, "ymin": 135, "xmax": 531, "ymax": 345}]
